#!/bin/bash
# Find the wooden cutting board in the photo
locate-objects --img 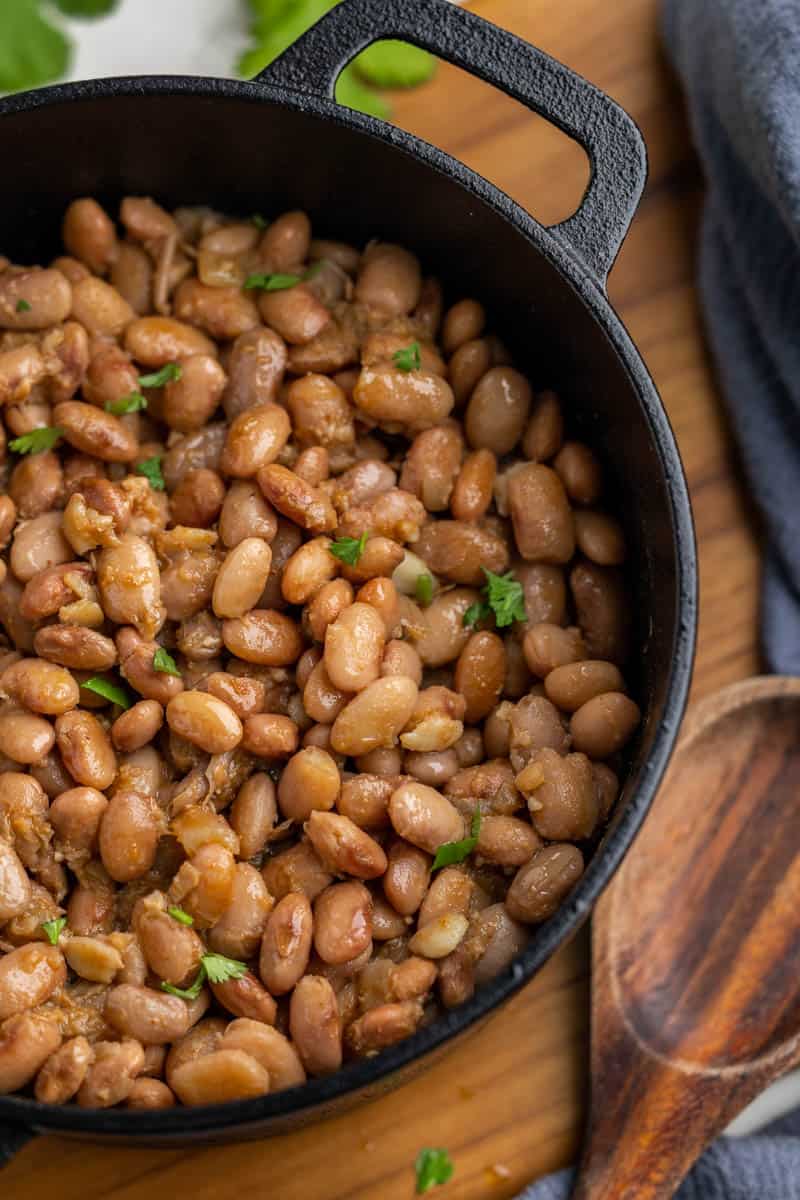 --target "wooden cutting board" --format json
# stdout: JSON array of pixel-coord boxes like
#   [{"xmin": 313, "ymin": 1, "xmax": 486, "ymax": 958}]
[{"xmin": 6, "ymin": 1, "xmax": 759, "ymax": 1196}]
